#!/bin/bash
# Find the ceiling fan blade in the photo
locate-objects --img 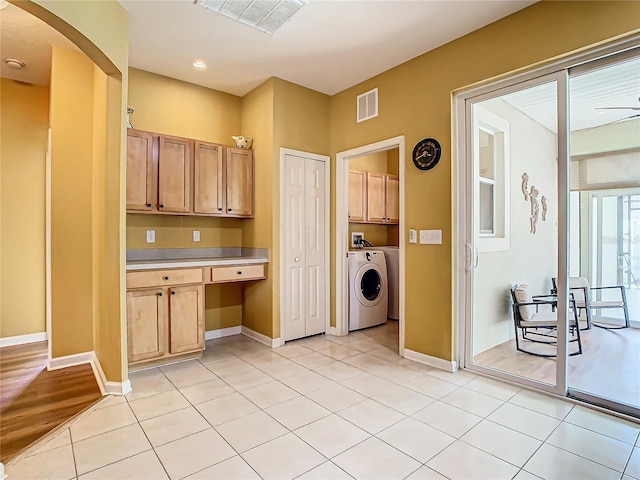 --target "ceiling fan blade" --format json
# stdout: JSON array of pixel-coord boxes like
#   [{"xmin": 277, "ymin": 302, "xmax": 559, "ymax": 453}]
[
  {"xmin": 594, "ymin": 106, "xmax": 640, "ymax": 111},
  {"xmin": 585, "ymin": 113, "xmax": 640, "ymax": 130}
]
